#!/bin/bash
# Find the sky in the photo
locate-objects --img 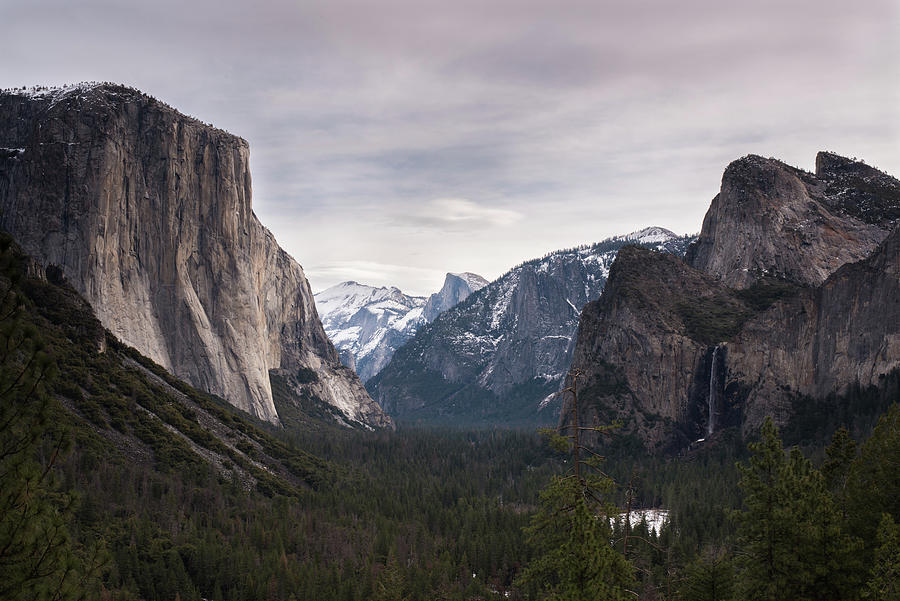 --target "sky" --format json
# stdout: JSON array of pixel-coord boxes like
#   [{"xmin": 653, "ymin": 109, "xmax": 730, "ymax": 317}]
[{"xmin": 2, "ymin": 0, "xmax": 898, "ymax": 295}]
